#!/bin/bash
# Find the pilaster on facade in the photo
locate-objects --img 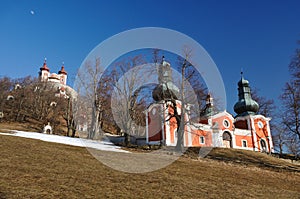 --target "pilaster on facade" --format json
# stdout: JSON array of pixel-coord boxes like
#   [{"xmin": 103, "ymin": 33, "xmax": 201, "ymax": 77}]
[{"xmin": 250, "ymin": 116, "xmax": 259, "ymax": 152}]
